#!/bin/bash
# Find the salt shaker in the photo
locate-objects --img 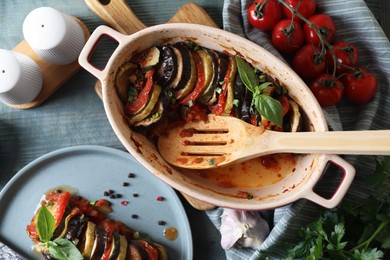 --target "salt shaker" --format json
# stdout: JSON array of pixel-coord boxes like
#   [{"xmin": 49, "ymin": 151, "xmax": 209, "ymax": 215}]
[
  {"xmin": 0, "ymin": 49, "xmax": 43, "ymax": 105},
  {"xmin": 23, "ymin": 7, "xmax": 85, "ymax": 65}
]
